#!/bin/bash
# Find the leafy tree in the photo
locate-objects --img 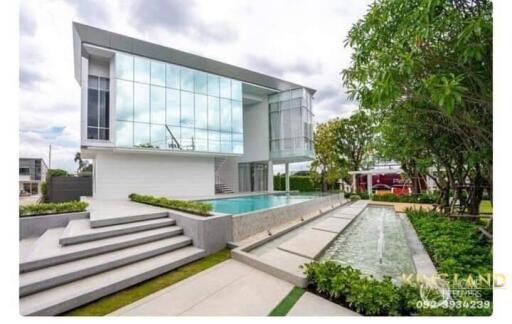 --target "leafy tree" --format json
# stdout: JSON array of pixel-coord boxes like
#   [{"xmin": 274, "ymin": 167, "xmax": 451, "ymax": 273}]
[
  {"xmin": 343, "ymin": 0, "xmax": 492, "ymax": 214},
  {"xmin": 333, "ymin": 110, "xmax": 376, "ymax": 175},
  {"xmin": 310, "ymin": 120, "xmax": 343, "ymax": 191}
]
